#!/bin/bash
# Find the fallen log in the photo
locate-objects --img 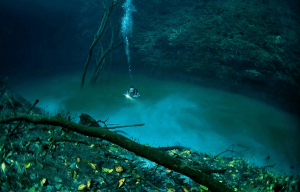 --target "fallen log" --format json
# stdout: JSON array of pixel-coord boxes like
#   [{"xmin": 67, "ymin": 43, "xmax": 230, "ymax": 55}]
[{"xmin": 0, "ymin": 113, "xmax": 233, "ymax": 192}]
